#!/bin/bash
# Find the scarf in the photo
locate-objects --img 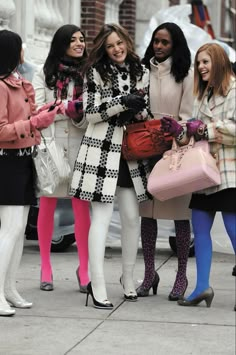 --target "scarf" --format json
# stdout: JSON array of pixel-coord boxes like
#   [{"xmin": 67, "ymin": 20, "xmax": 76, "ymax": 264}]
[{"xmin": 54, "ymin": 57, "xmax": 84, "ymax": 100}]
